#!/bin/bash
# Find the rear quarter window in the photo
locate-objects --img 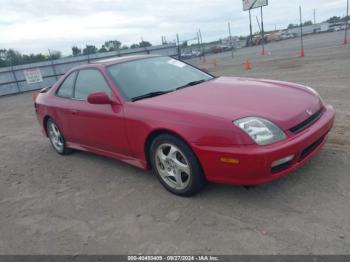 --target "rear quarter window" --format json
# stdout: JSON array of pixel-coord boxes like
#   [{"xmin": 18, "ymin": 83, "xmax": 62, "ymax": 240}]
[{"xmin": 56, "ymin": 72, "xmax": 77, "ymax": 98}]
